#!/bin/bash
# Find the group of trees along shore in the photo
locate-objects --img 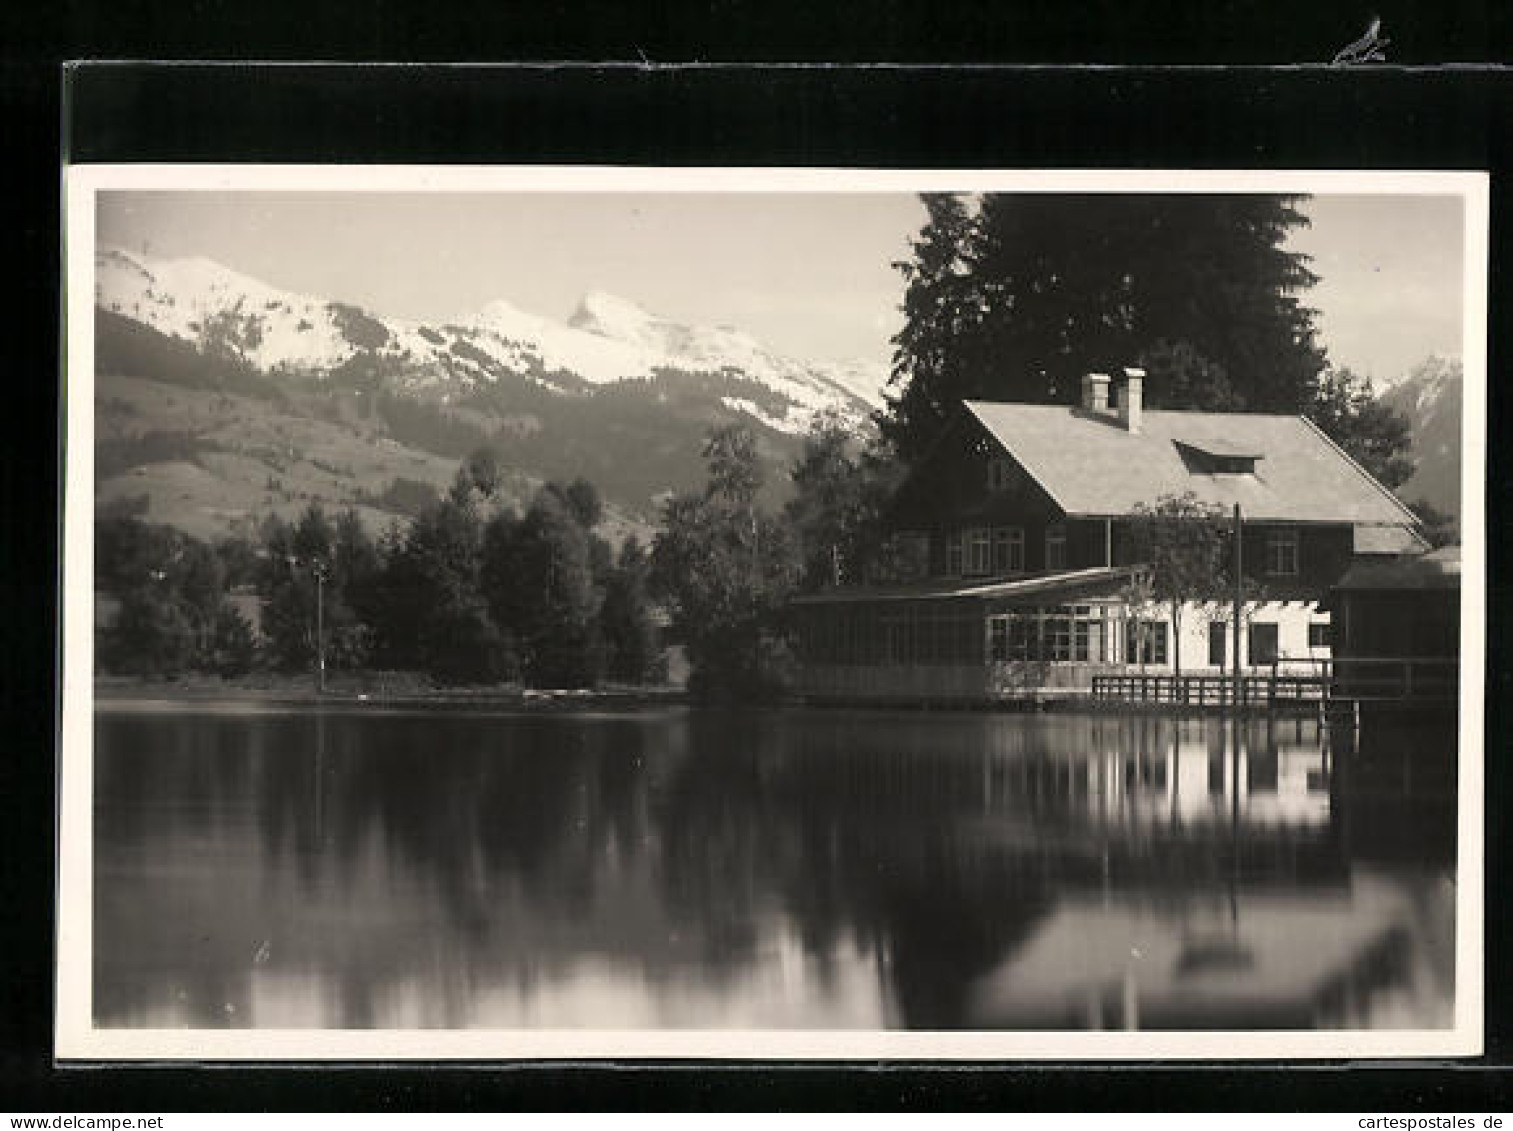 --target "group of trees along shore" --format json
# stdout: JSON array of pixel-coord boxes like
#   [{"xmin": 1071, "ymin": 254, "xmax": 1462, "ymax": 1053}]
[
  {"xmin": 98, "ymin": 192, "xmax": 1436, "ymax": 696},
  {"xmin": 97, "ymin": 463, "xmax": 660, "ymax": 690}
]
